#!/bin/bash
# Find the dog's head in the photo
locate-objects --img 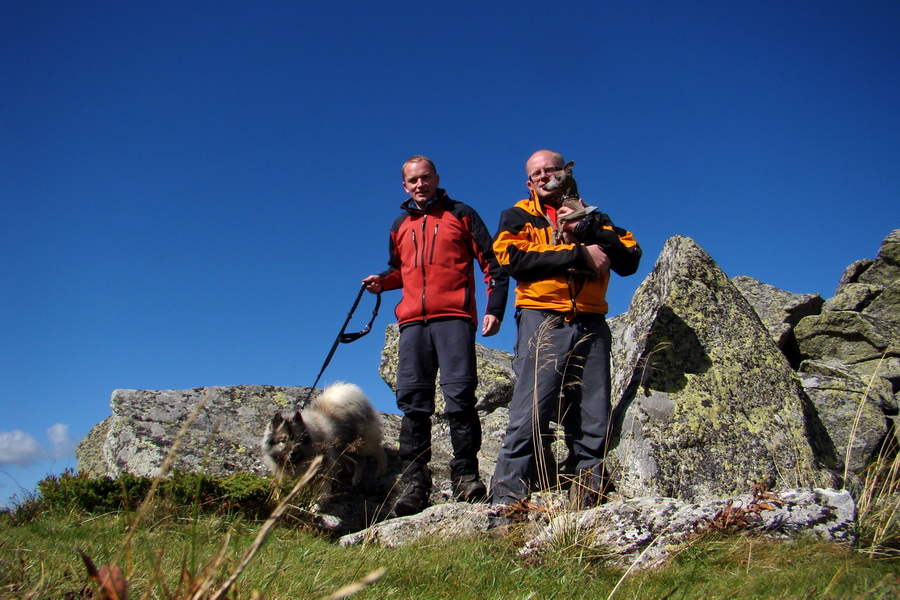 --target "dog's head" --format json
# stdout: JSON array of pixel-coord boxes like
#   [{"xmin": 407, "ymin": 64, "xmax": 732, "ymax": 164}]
[
  {"xmin": 543, "ymin": 161, "xmax": 579, "ymax": 199},
  {"xmin": 263, "ymin": 411, "xmax": 314, "ymax": 474}
]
